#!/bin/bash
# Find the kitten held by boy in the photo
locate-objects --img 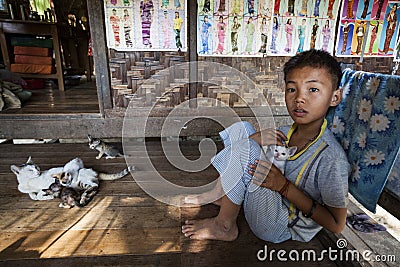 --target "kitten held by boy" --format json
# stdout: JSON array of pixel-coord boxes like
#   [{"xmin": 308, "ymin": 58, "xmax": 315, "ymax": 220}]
[{"xmin": 182, "ymin": 49, "xmax": 349, "ymax": 243}]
